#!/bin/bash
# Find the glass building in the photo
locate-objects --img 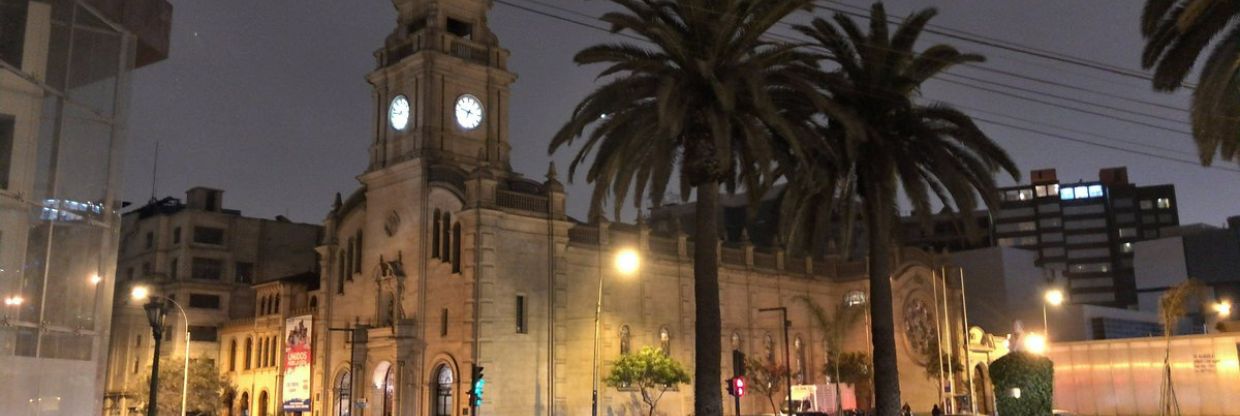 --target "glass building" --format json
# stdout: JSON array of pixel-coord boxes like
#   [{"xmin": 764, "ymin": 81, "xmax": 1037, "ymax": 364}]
[{"xmin": 0, "ymin": 0, "xmax": 169, "ymax": 414}]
